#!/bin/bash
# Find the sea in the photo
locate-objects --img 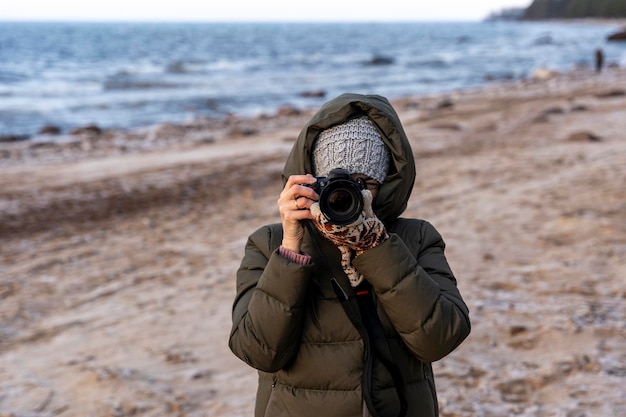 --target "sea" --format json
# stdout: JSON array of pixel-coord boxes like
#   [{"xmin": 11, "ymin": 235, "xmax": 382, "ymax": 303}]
[{"xmin": 1, "ymin": 20, "xmax": 625, "ymax": 138}]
